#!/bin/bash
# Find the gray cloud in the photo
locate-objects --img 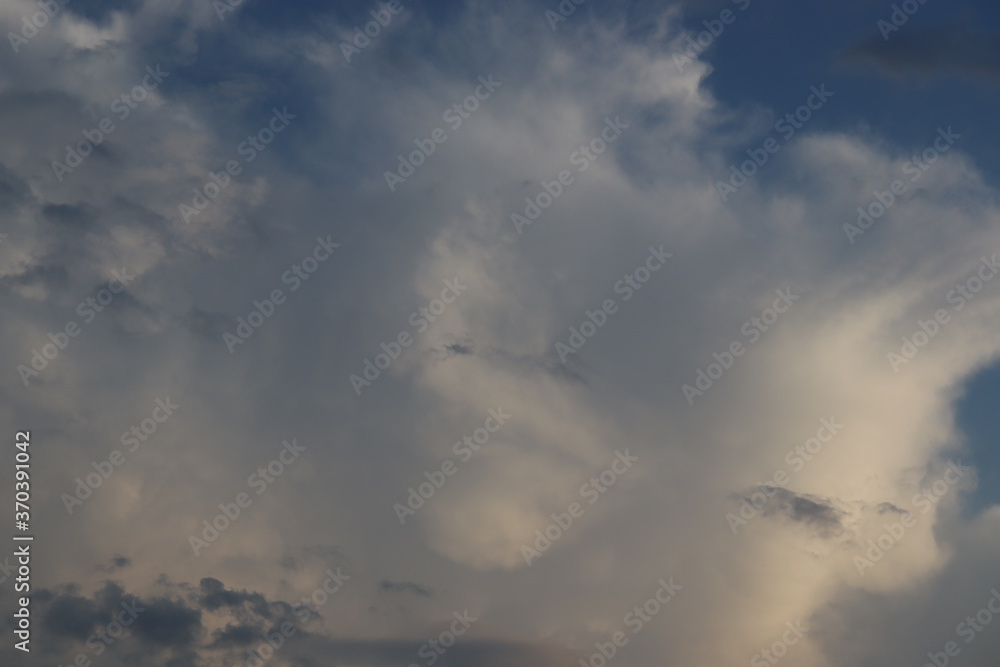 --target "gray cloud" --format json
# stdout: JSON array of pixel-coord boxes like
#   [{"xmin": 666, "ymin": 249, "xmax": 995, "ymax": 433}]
[
  {"xmin": 844, "ymin": 26, "xmax": 1000, "ymax": 81},
  {"xmin": 96, "ymin": 555, "xmax": 133, "ymax": 573},
  {"xmin": 756, "ymin": 487, "xmax": 847, "ymax": 536},
  {"xmin": 379, "ymin": 580, "xmax": 434, "ymax": 597}
]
